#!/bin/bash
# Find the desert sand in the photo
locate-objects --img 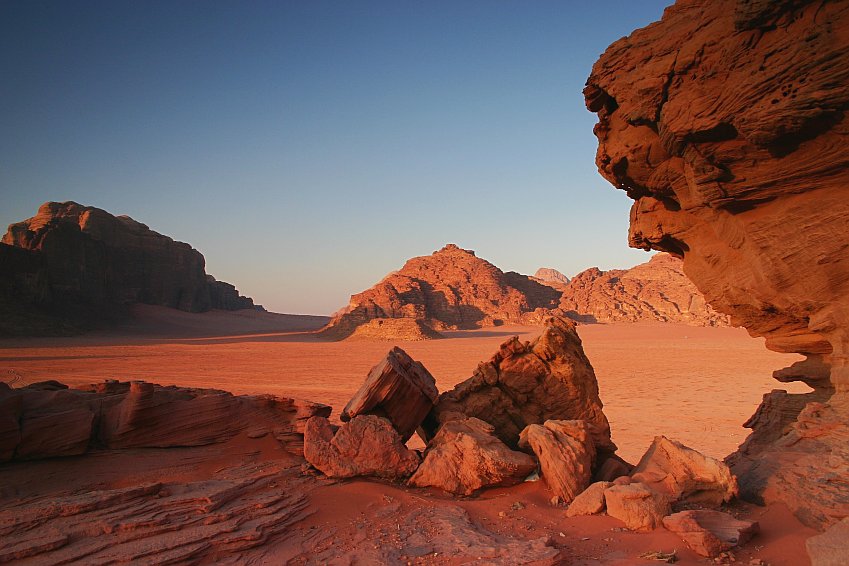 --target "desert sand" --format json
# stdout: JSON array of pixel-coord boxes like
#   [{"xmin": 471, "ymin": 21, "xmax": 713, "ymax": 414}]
[
  {"xmin": 0, "ymin": 306, "xmax": 808, "ymax": 463},
  {"xmin": 0, "ymin": 307, "xmax": 816, "ymax": 564}
]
